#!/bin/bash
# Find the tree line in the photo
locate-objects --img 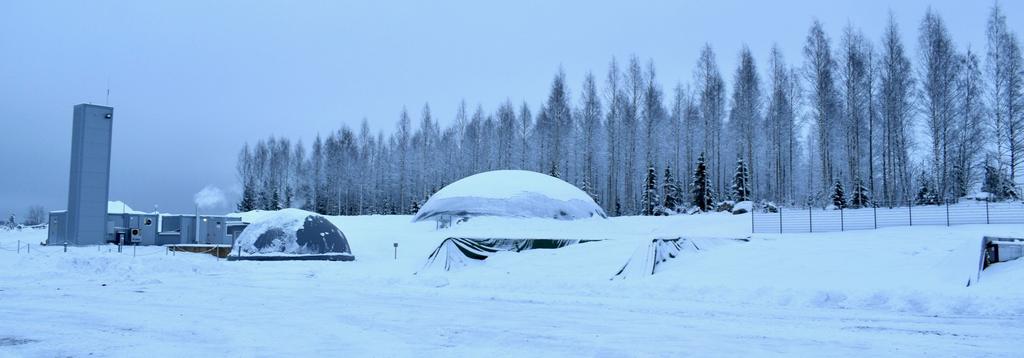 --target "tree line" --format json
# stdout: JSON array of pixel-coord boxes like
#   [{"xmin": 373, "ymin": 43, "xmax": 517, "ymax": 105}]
[{"xmin": 237, "ymin": 4, "xmax": 1023, "ymax": 216}]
